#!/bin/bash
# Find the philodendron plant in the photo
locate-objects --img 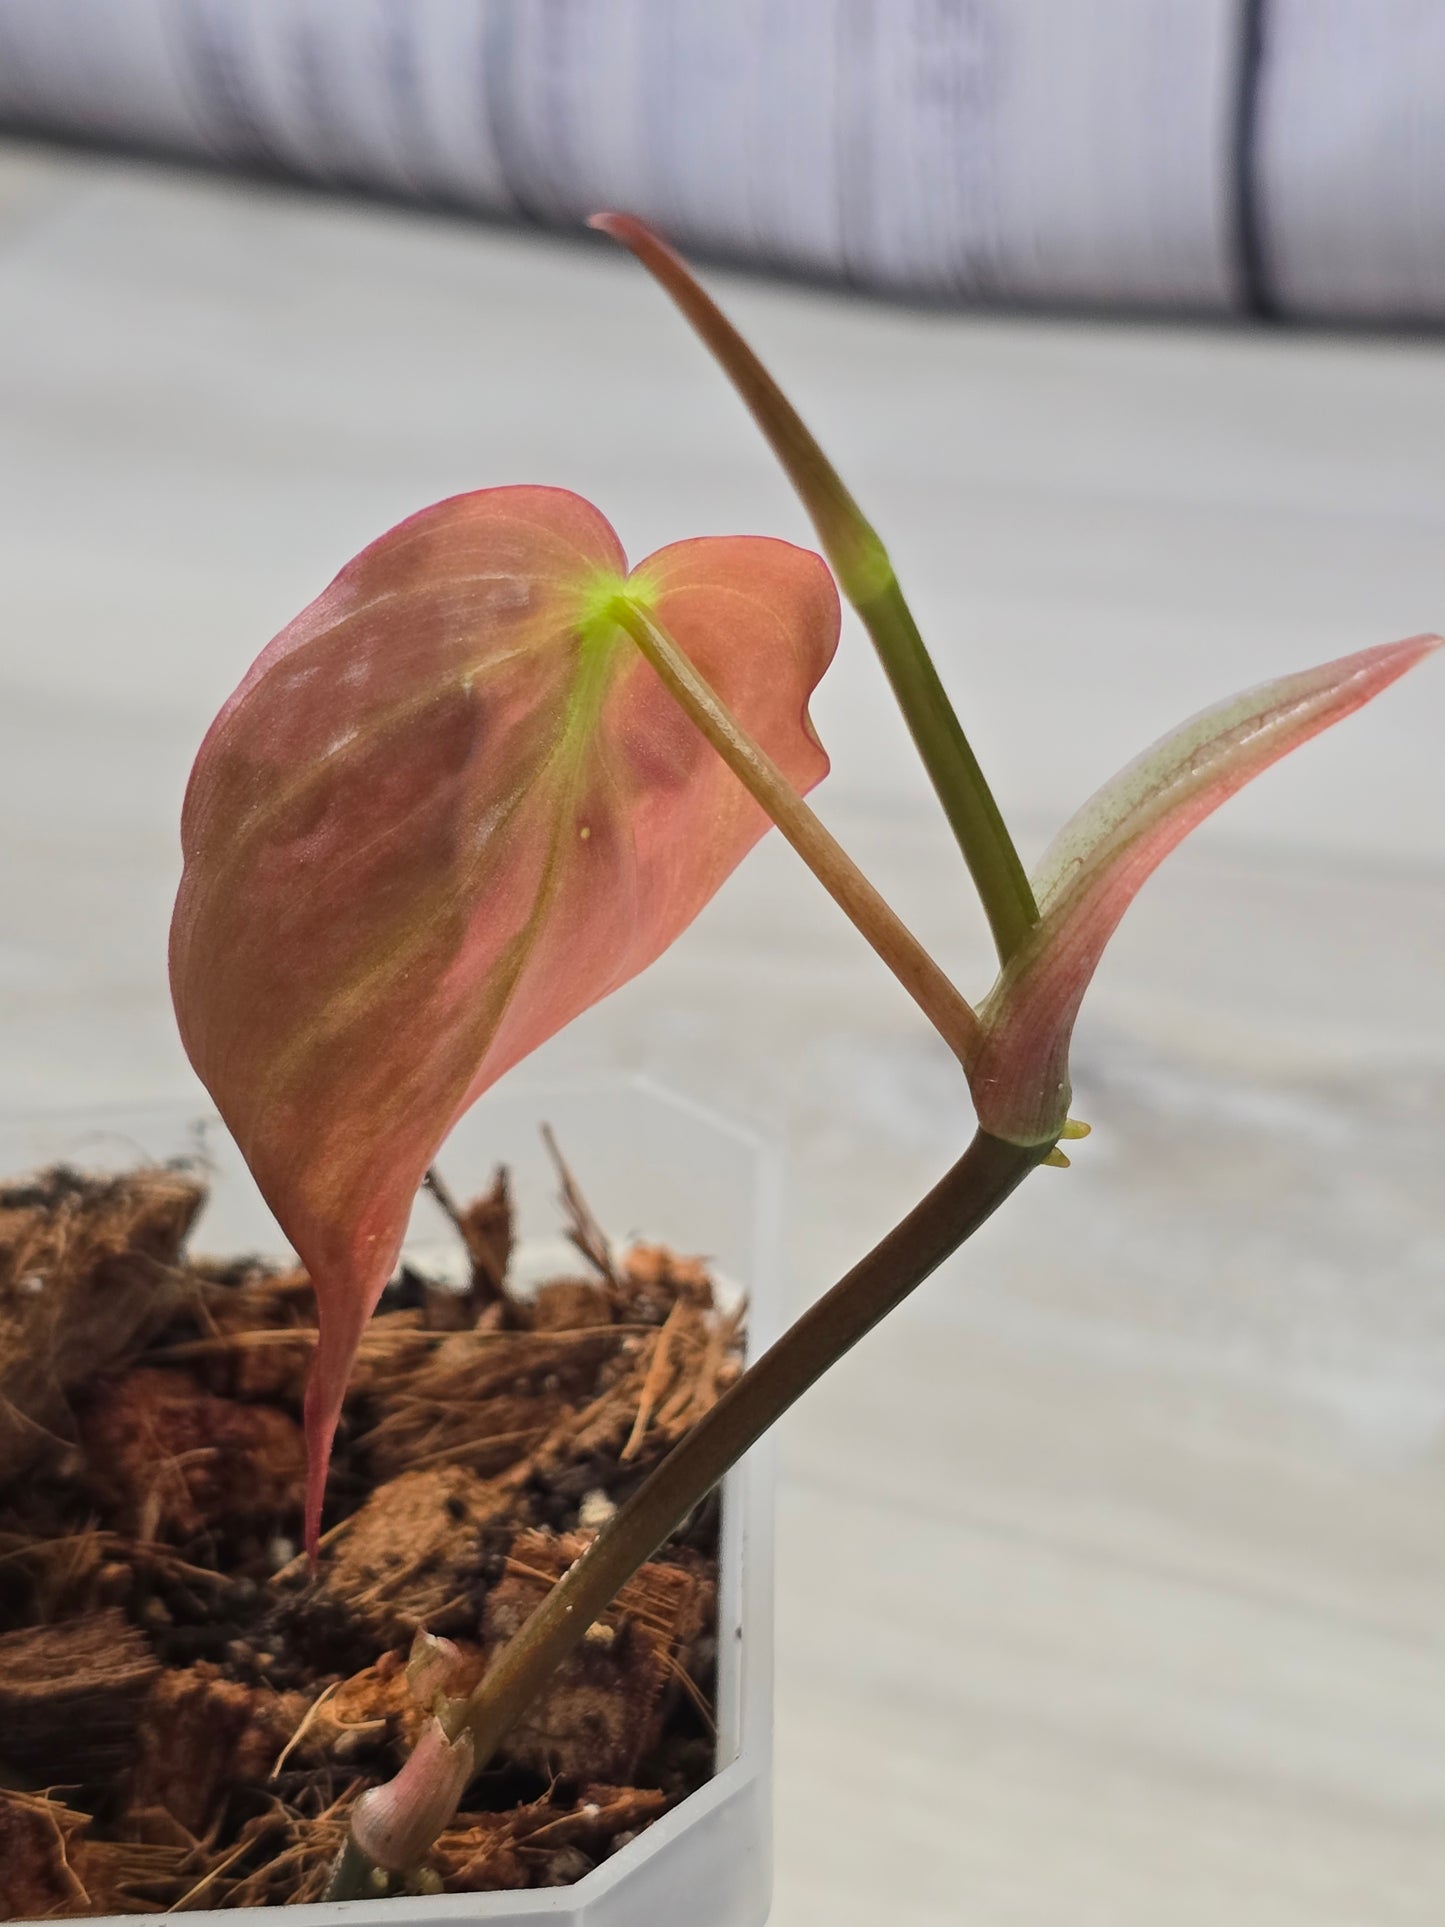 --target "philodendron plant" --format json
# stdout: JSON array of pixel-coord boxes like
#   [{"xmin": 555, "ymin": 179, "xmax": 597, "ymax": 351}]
[{"xmin": 168, "ymin": 214, "xmax": 1441, "ymax": 1900}]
